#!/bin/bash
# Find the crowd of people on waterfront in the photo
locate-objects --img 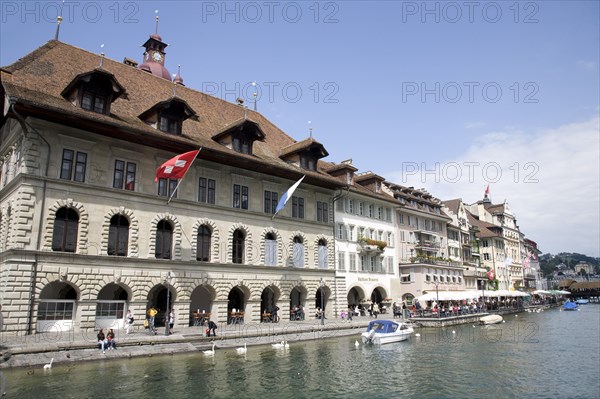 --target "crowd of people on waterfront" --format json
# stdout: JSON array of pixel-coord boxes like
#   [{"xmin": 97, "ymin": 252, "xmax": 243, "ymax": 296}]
[{"xmin": 389, "ymin": 297, "xmax": 529, "ymax": 319}]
